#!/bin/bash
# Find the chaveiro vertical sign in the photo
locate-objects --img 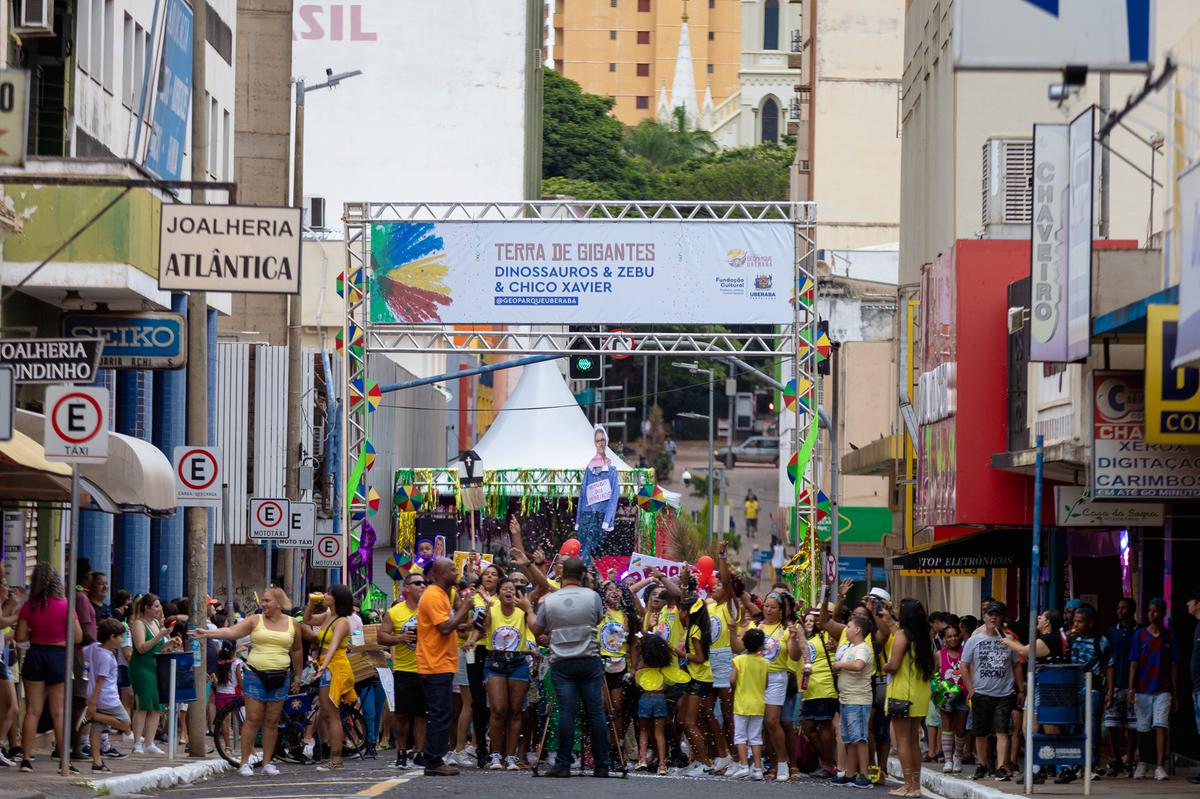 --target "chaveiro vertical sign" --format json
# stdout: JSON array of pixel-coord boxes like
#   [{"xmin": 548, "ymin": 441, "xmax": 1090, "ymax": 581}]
[
  {"xmin": 159, "ymin": 205, "xmax": 302, "ymax": 294},
  {"xmin": 1174, "ymin": 162, "xmax": 1200, "ymax": 369}
]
